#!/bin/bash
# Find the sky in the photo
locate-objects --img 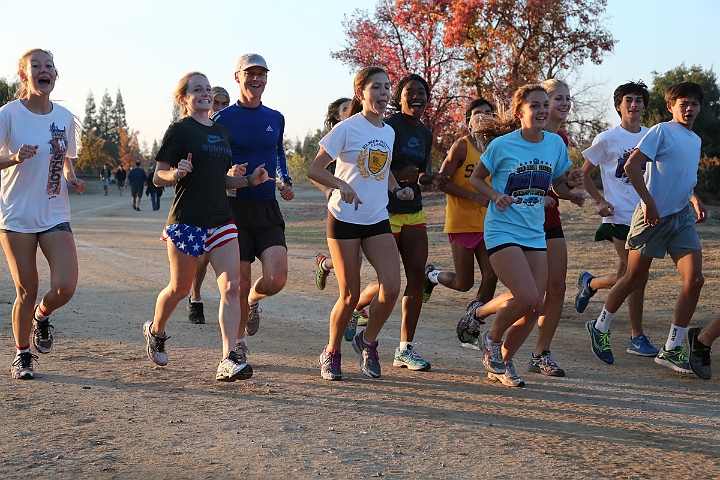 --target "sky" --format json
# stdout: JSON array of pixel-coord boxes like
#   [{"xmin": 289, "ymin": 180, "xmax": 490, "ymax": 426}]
[{"xmin": 1, "ymin": 0, "xmax": 718, "ymax": 151}]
